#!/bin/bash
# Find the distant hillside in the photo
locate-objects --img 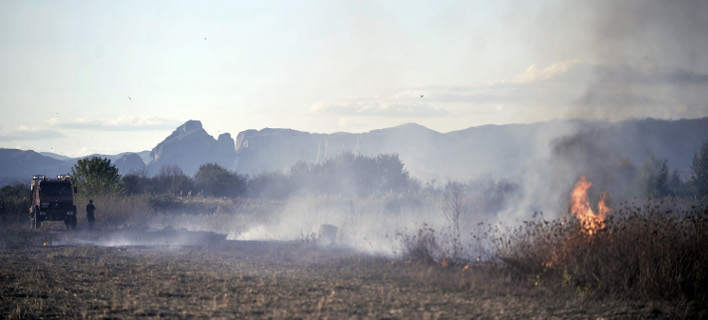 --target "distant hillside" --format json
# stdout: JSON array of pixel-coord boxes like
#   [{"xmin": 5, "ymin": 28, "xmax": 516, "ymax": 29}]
[
  {"xmin": 0, "ymin": 149, "xmax": 68, "ymax": 185},
  {"xmin": 38, "ymin": 152, "xmax": 72, "ymax": 161},
  {"xmin": 0, "ymin": 149, "xmax": 148, "ymax": 186},
  {"xmin": 1, "ymin": 117, "xmax": 707, "ymax": 186},
  {"xmin": 234, "ymin": 118, "xmax": 708, "ymax": 180}
]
